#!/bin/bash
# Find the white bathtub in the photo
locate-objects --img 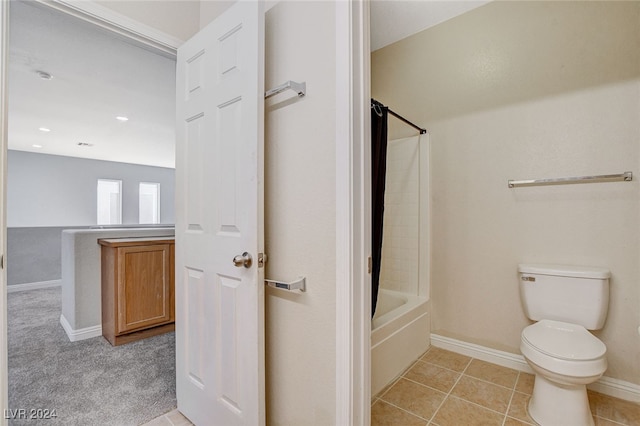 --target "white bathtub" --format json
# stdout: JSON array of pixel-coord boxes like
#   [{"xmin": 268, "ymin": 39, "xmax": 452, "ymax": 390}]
[{"xmin": 371, "ymin": 288, "xmax": 430, "ymax": 396}]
